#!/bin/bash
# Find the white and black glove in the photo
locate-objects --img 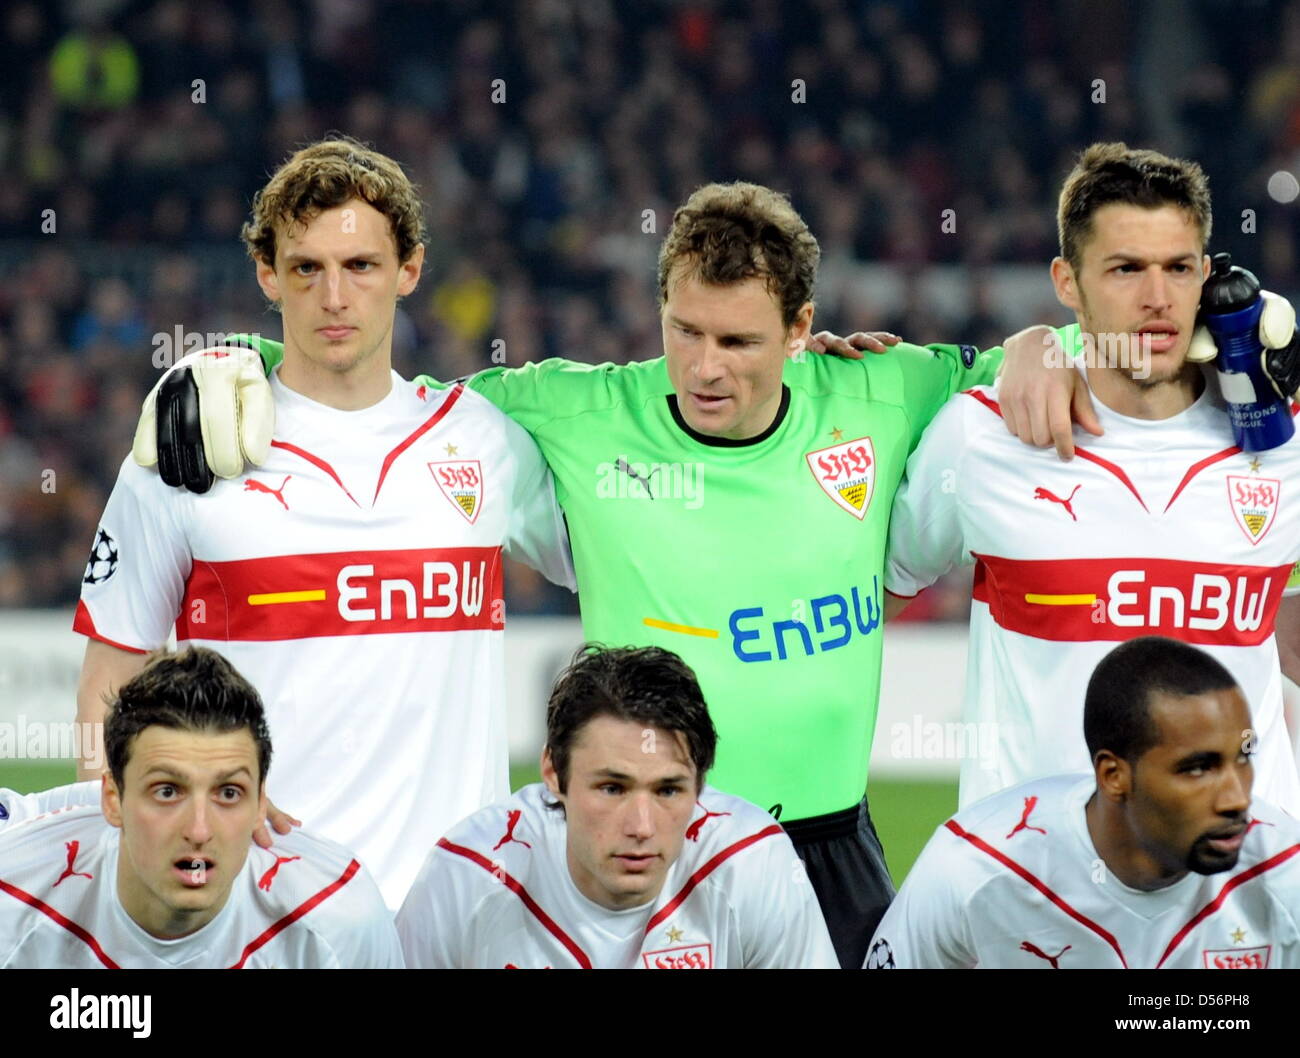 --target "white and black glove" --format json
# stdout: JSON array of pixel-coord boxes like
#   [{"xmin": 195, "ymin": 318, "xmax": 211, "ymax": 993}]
[
  {"xmin": 132, "ymin": 345, "xmax": 275, "ymax": 493},
  {"xmin": 1186, "ymin": 289, "xmax": 1300, "ymax": 400}
]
